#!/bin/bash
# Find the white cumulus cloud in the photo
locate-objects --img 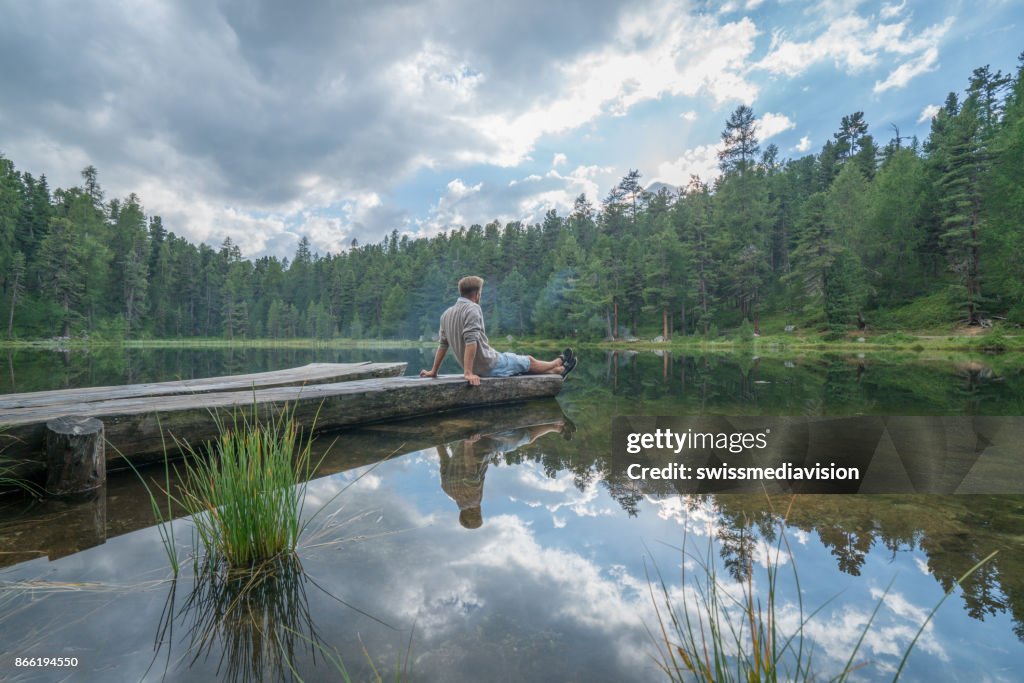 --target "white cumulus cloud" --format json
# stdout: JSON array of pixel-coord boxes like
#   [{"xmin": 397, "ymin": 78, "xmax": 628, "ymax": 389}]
[
  {"xmin": 874, "ymin": 46, "xmax": 940, "ymax": 92},
  {"xmin": 652, "ymin": 143, "xmax": 723, "ymax": 188},
  {"xmin": 756, "ymin": 112, "xmax": 796, "ymax": 139},
  {"xmin": 757, "ymin": 10, "xmax": 952, "ymax": 94},
  {"xmin": 917, "ymin": 103, "xmax": 942, "ymax": 123}
]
